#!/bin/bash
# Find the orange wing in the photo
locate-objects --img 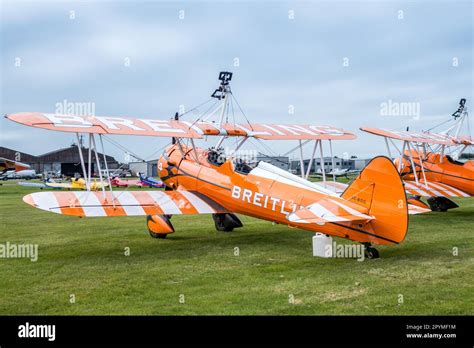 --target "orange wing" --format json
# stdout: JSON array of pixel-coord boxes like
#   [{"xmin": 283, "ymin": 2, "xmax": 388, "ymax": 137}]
[
  {"xmin": 360, "ymin": 127, "xmax": 456, "ymax": 145},
  {"xmin": 22, "ymin": 190, "xmax": 229, "ymax": 217},
  {"xmin": 5, "ymin": 112, "xmax": 356, "ymax": 140}
]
